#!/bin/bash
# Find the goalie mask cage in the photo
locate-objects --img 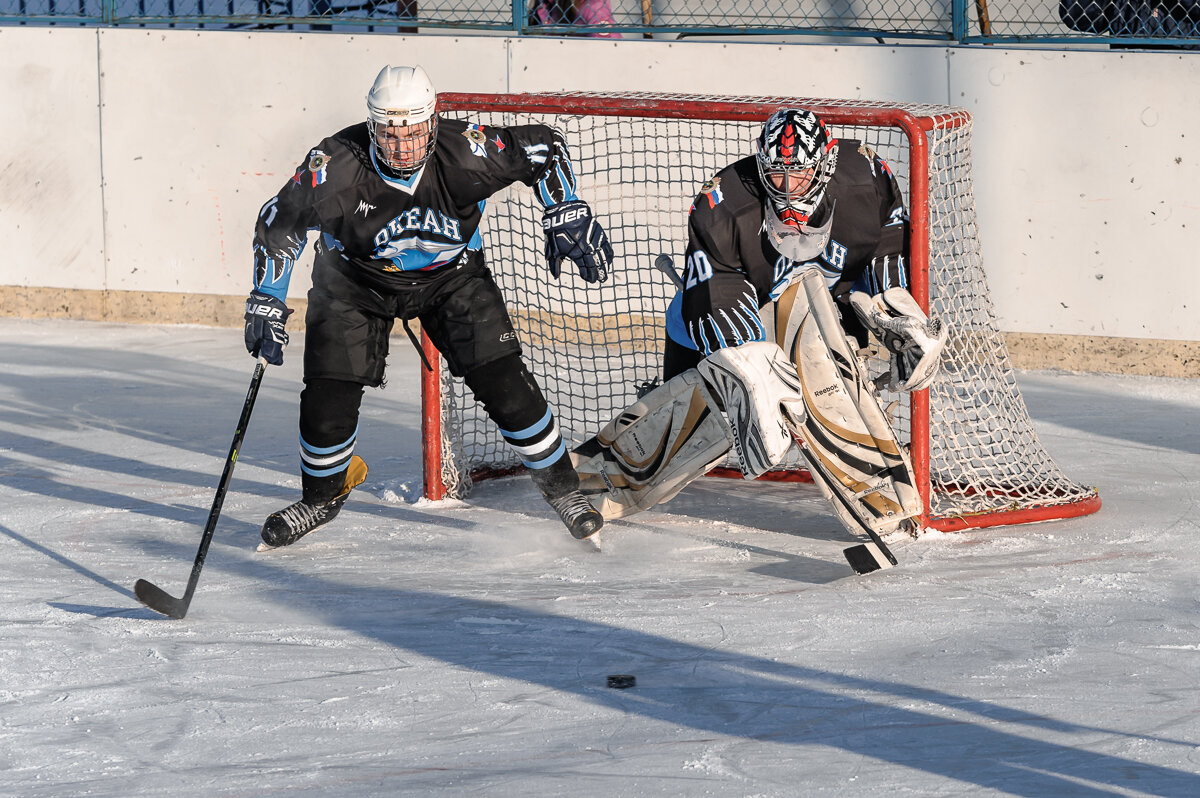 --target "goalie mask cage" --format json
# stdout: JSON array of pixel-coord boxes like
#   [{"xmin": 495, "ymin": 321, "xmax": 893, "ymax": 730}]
[{"xmin": 421, "ymin": 92, "xmax": 1100, "ymax": 533}]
